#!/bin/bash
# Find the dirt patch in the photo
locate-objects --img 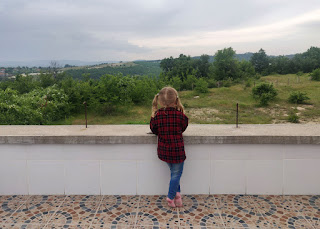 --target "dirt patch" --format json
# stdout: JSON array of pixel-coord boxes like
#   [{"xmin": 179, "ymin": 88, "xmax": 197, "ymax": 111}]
[
  {"xmin": 187, "ymin": 108, "xmax": 221, "ymax": 121},
  {"xmin": 257, "ymin": 107, "xmax": 287, "ymax": 117}
]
